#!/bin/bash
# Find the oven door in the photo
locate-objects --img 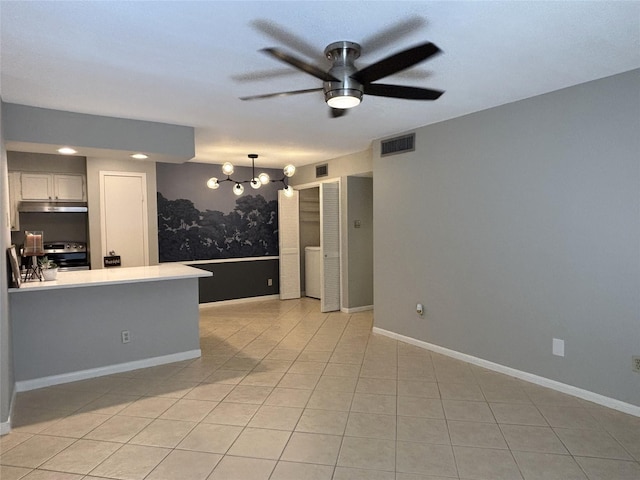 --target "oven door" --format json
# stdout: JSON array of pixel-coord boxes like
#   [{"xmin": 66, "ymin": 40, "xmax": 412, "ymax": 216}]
[{"xmin": 46, "ymin": 252, "xmax": 90, "ymax": 271}]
